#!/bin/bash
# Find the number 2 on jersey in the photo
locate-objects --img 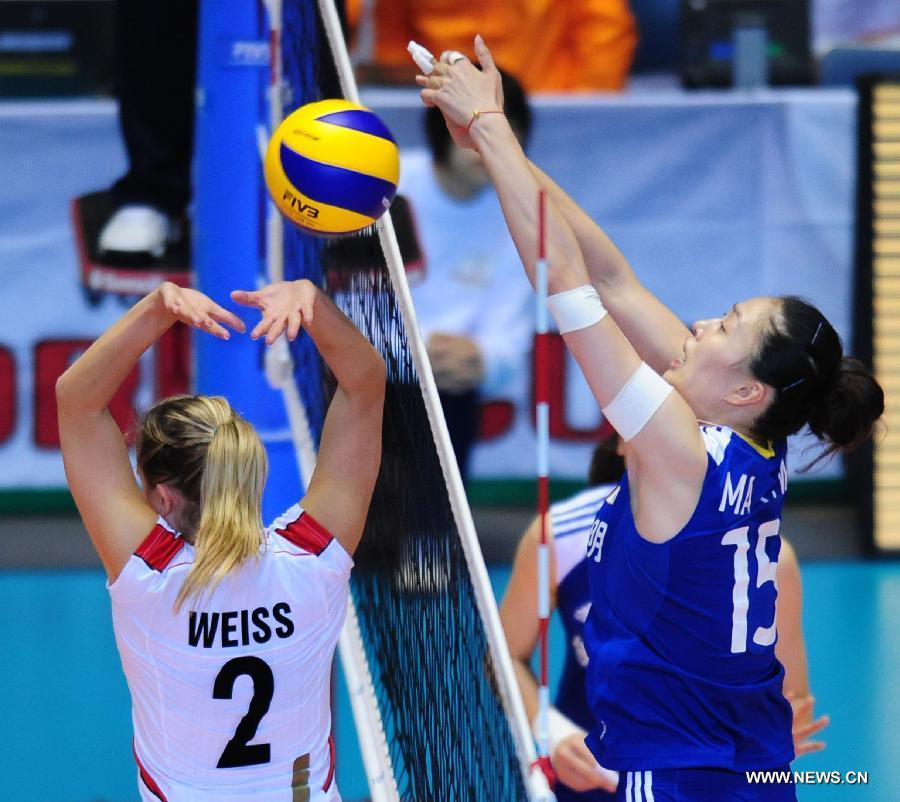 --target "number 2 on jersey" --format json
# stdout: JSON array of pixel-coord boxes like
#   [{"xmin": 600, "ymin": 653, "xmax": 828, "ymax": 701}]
[
  {"xmin": 721, "ymin": 519, "xmax": 780, "ymax": 654},
  {"xmin": 213, "ymin": 656, "xmax": 274, "ymax": 768}
]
